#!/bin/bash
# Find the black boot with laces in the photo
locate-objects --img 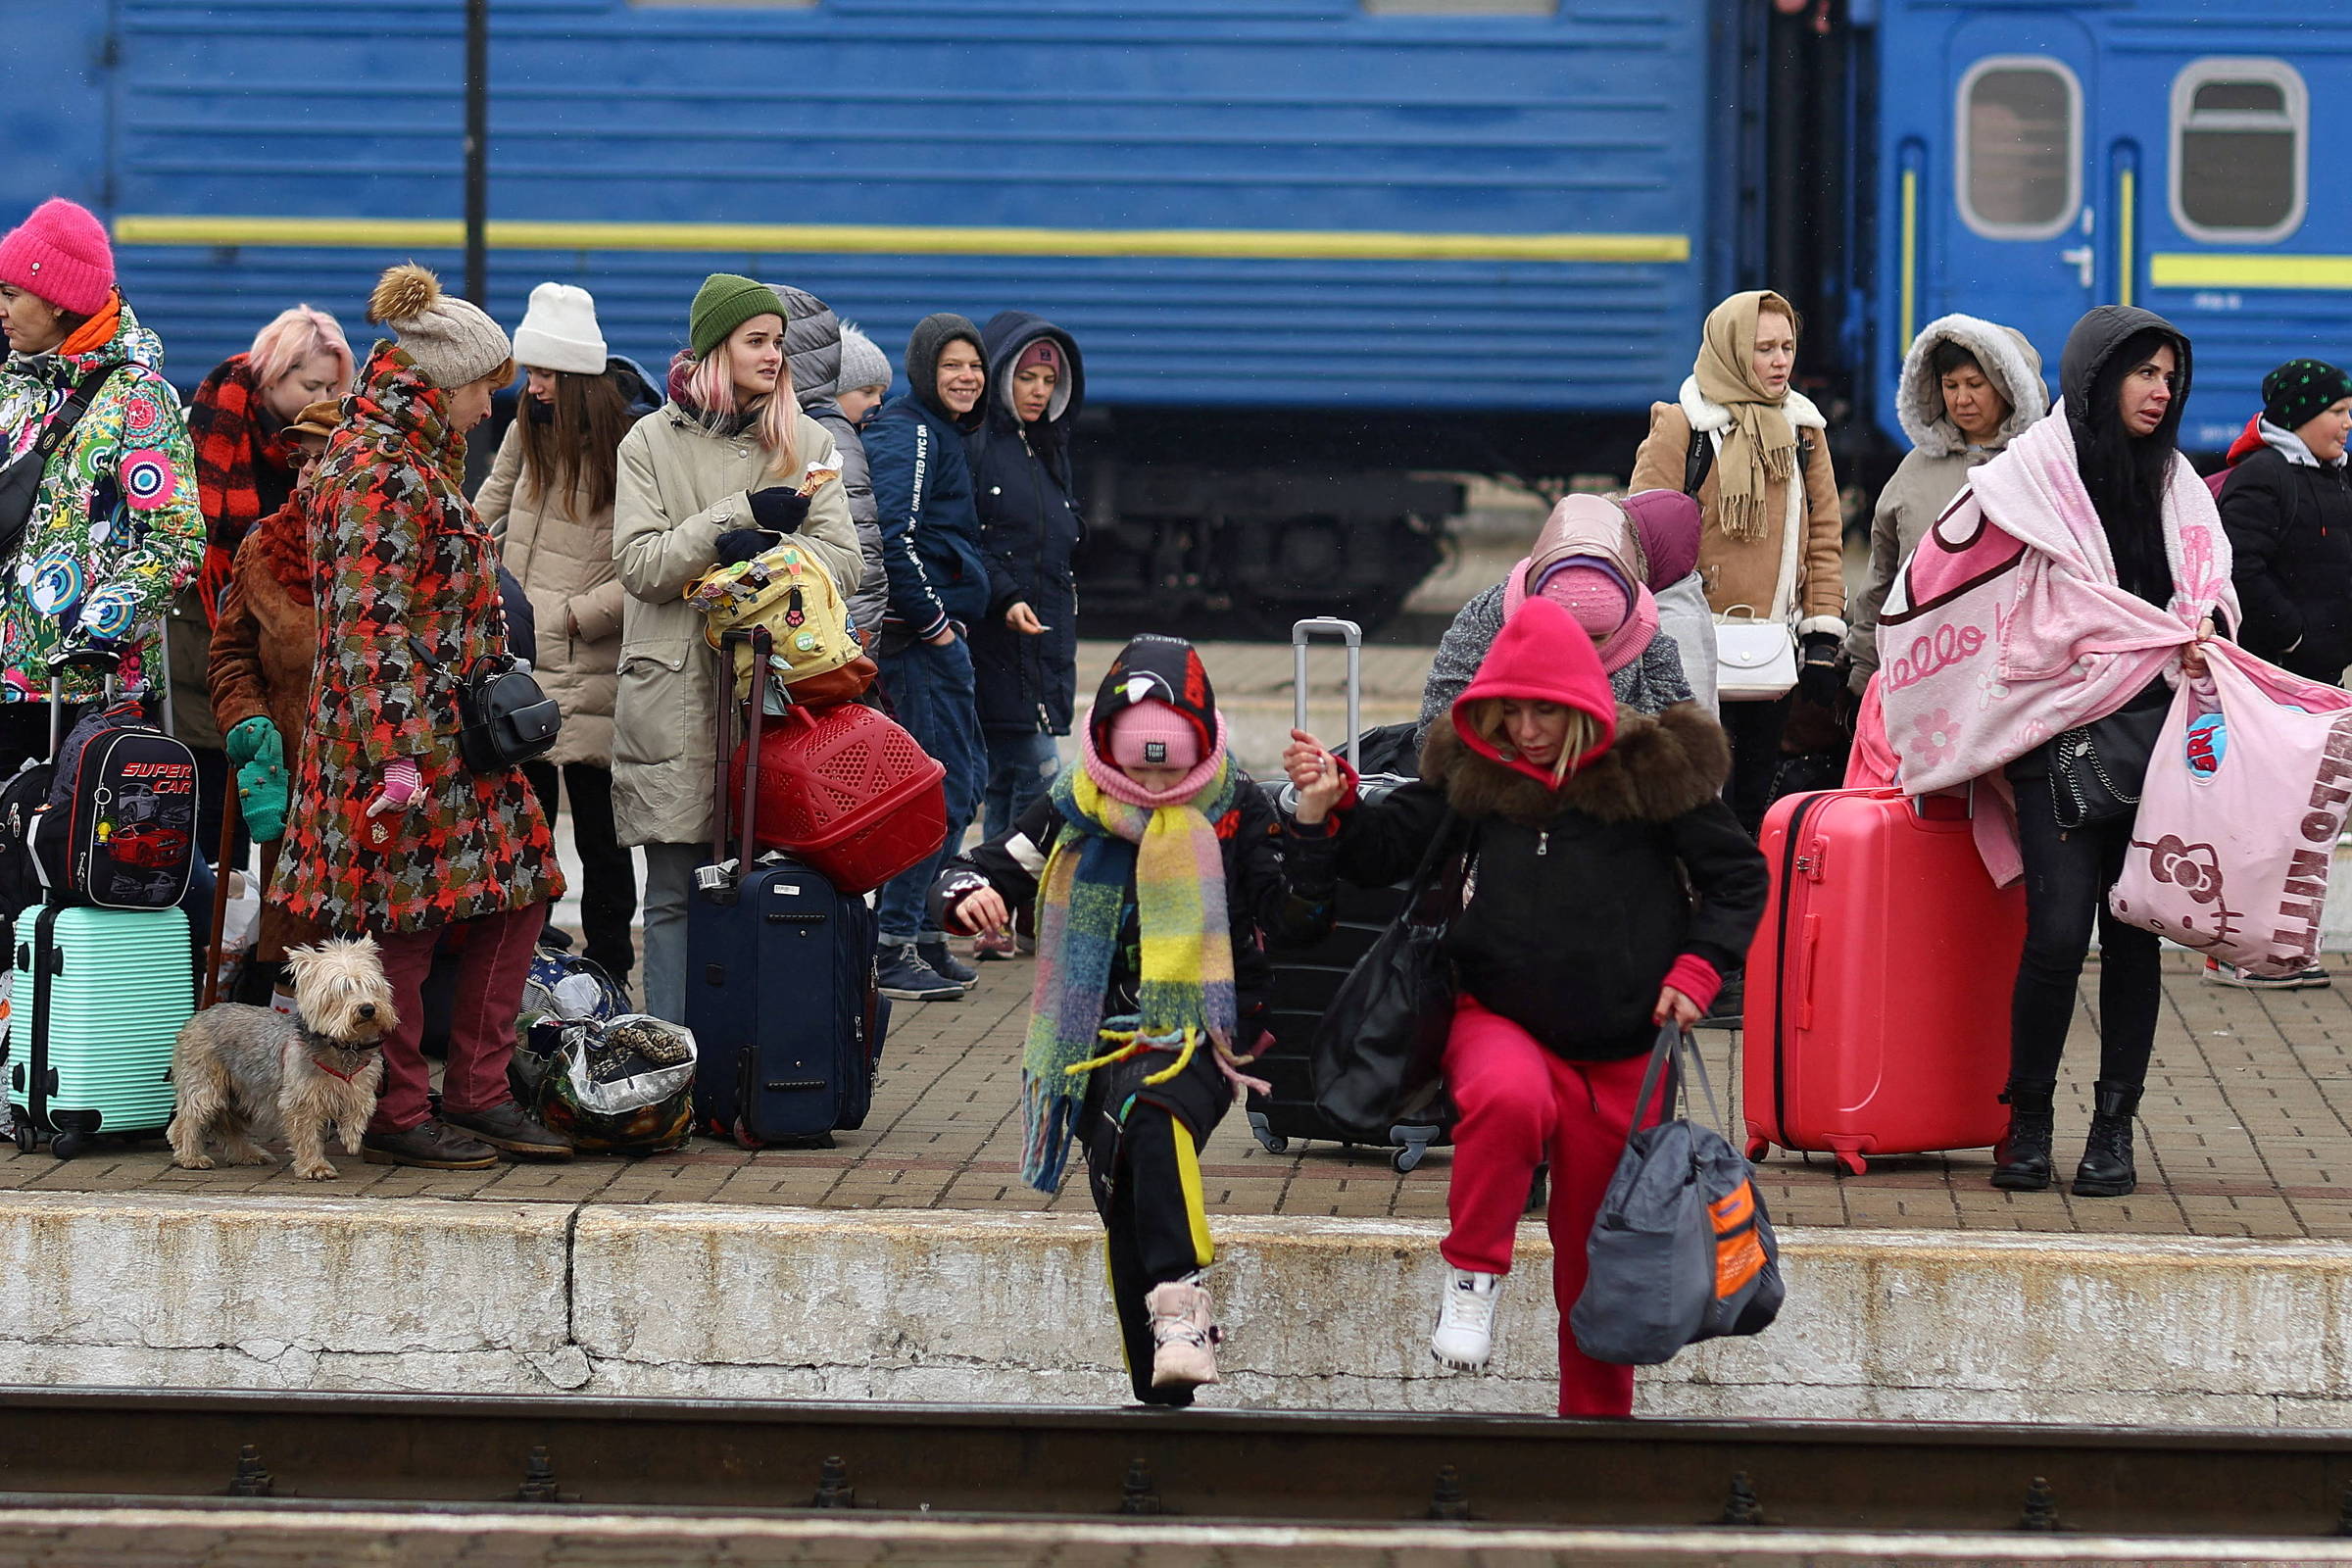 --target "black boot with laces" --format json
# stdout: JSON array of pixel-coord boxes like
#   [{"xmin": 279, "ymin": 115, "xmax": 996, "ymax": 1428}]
[
  {"xmin": 2071, "ymin": 1079, "xmax": 2142, "ymax": 1198},
  {"xmin": 1991, "ymin": 1078, "xmax": 2057, "ymax": 1192}
]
